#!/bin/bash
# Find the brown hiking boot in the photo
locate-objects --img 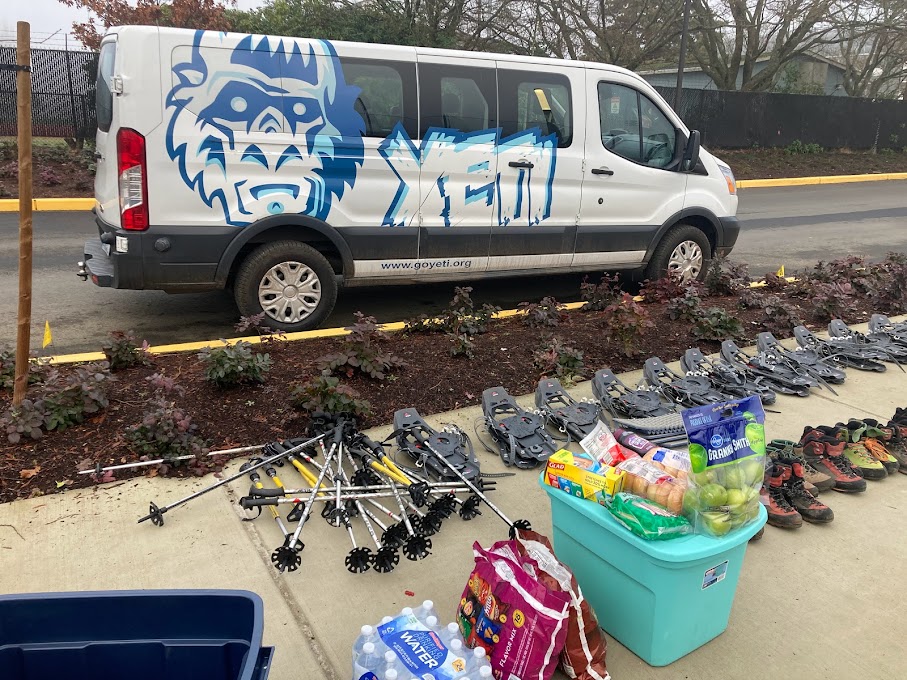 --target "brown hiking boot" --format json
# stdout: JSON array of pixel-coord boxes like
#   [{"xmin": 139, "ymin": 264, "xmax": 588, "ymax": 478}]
[
  {"xmin": 763, "ymin": 466, "xmax": 803, "ymax": 529},
  {"xmin": 884, "ymin": 421, "xmax": 907, "ymax": 473},
  {"xmin": 771, "ymin": 439, "xmax": 834, "ymax": 494},
  {"xmin": 799, "ymin": 427, "xmax": 867, "ymax": 493},
  {"xmin": 779, "ymin": 462, "xmax": 834, "ymax": 523}
]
